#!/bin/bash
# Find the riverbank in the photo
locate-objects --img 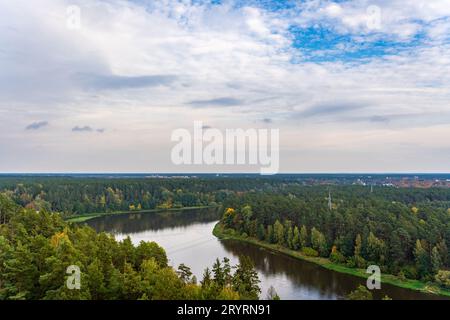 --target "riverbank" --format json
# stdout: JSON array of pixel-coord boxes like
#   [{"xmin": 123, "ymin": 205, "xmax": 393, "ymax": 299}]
[
  {"xmin": 213, "ymin": 222, "xmax": 450, "ymax": 298},
  {"xmin": 65, "ymin": 205, "xmax": 219, "ymax": 223}
]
